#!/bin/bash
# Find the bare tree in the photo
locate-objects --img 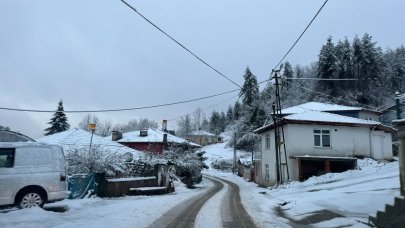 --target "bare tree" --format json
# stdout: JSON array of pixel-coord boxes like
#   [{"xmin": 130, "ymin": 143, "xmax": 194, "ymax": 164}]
[
  {"xmin": 192, "ymin": 108, "xmax": 205, "ymax": 130},
  {"xmin": 78, "ymin": 114, "xmax": 100, "ymax": 132},
  {"xmin": 78, "ymin": 114, "xmax": 112, "ymax": 136}
]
